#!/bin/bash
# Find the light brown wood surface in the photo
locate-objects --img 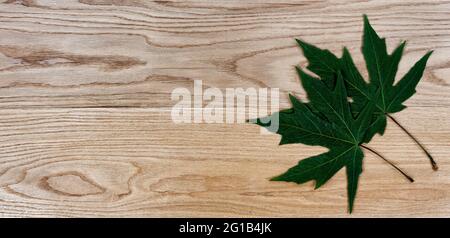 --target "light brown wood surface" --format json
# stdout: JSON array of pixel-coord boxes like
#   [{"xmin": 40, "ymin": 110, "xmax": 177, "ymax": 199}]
[{"xmin": 0, "ymin": 0, "xmax": 449, "ymax": 217}]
